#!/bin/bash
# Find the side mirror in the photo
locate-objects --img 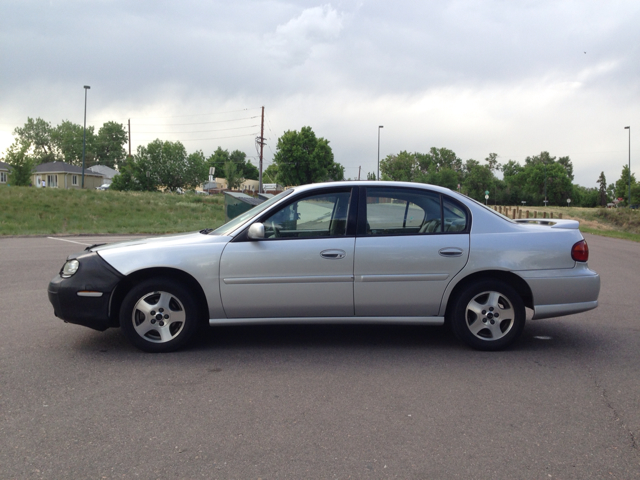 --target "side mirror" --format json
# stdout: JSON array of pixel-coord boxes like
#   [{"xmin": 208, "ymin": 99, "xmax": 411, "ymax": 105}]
[{"xmin": 247, "ymin": 223, "xmax": 265, "ymax": 240}]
